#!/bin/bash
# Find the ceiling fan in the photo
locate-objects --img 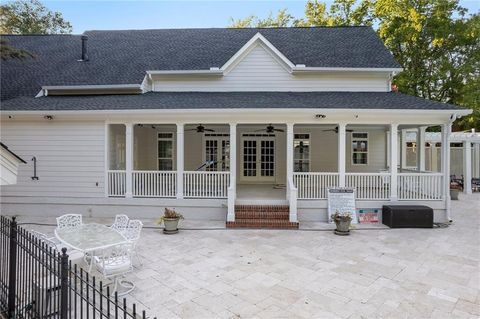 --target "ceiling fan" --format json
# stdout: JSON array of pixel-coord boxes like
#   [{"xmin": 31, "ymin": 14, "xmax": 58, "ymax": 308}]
[
  {"xmin": 255, "ymin": 124, "xmax": 284, "ymax": 133},
  {"xmin": 322, "ymin": 126, "xmax": 354, "ymax": 133},
  {"xmin": 186, "ymin": 124, "xmax": 215, "ymax": 133}
]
